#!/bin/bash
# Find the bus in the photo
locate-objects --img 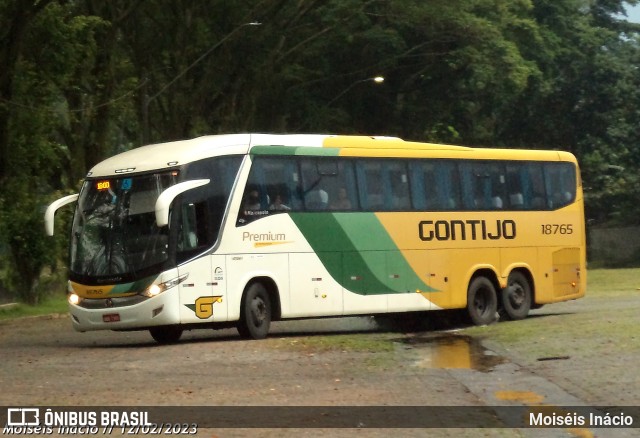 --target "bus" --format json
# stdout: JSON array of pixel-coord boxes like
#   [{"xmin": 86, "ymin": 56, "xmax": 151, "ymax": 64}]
[{"xmin": 45, "ymin": 134, "xmax": 586, "ymax": 343}]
